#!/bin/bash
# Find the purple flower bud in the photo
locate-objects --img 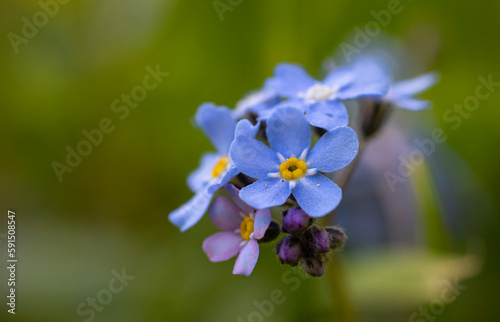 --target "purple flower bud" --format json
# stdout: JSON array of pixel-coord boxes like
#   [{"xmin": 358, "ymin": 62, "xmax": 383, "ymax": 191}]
[
  {"xmin": 282, "ymin": 207, "xmax": 312, "ymax": 235},
  {"xmin": 304, "ymin": 227, "xmax": 331, "ymax": 253},
  {"xmin": 300, "ymin": 254, "xmax": 325, "ymax": 277},
  {"xmin": 276, "ymin": 235, "xmax": 303, "ymax": 266},
  {"xmin": 325, "ymin": 226, "xmax": 347, "ymax": 249}
]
